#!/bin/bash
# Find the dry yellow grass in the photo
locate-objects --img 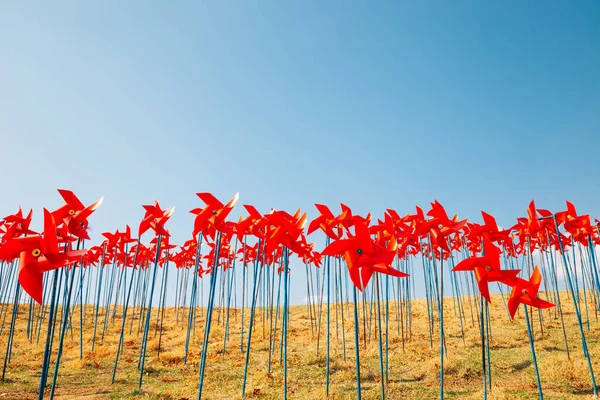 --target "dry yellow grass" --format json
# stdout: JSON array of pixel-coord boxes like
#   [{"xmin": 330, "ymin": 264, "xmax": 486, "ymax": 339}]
[{"xmin": 1, "ymin": 292, "xmax": 599, "ymax": 399}]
